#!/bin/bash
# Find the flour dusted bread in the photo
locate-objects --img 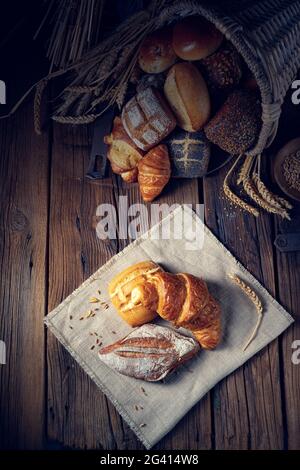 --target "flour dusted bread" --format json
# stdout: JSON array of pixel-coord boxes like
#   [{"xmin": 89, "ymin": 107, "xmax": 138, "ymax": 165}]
[
  {"xmin": 164, "ymin": 62, "xmax": 211, "ymax": 132},
  {"xmin": 104, "ymin": 117, "xmax": 144, "ymax": 182},
  {"xmin": 121, "ymin": 87, "xmax": 176, "ymax": 151},
  {"xmin": 99, "ymin": 324, "xmax": 200, "ymax": 382}
]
